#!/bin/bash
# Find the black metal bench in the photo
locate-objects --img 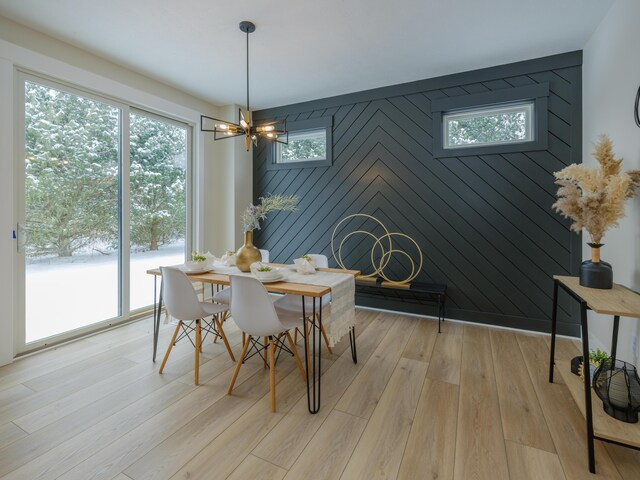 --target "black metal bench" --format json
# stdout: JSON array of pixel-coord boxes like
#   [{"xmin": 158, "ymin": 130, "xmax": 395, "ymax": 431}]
[{"xmin": 355, "ymin": 279, "xmax": 447, "ymax": 332}]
